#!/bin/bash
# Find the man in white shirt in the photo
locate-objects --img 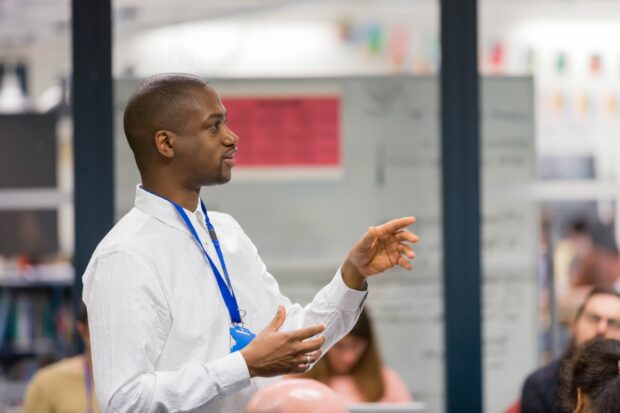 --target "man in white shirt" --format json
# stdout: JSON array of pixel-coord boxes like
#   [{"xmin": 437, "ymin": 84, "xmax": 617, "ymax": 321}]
[{"xmin": 82, "ymin": 73, "xmax": 418, "ymax": 412}]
